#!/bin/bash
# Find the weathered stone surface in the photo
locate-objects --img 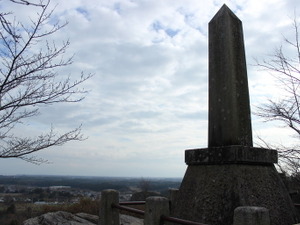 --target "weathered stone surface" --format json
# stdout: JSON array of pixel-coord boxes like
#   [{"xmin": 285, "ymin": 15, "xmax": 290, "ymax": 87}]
[
  {"xmin": 144, "ymin": 197, "xmax": 169, "ymax": 225},
  {"xmin": 185, "ymin": 146, "xmax": 278, "ymax": 165},
  {"xmin": 119, "ymin": 214, "xmax": 144, "ymax": 225},
  {"xmin": 172, "ymin": 164, "xmax": 298, "ymax": 225},
  {"xmin": 76, "ymin": 213, "xmax": 99, "ymax": 224},
  {"xmin": 23, "ymin": 211, "xmax": 143, "ymax": 225},
  {"xmin": 23, "ymin": 211, "xmax": 96, "ymax": 225},
  {"xmin": 208, "ymin": 4, "xmax": 252, "ymax": 147},
  {"xmin": 233, "ymin": 206, "xmax": 270, "ymax": 225}
]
